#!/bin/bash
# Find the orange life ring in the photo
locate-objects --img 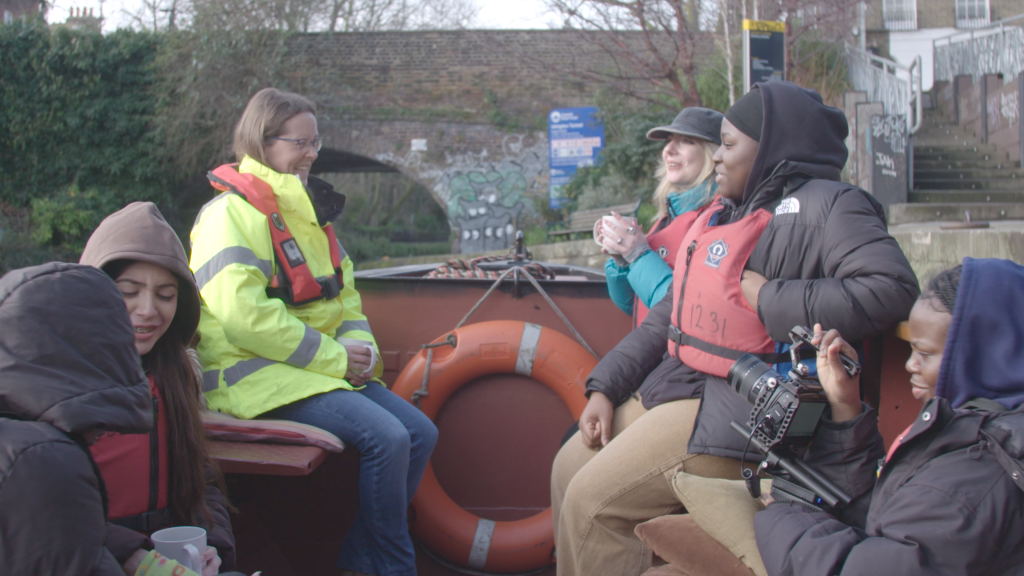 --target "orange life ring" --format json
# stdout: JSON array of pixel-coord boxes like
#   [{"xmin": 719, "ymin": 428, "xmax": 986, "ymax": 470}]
[{"xmin": 391, "ymin": 320, "xmax": 595, "ymax": 573}]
